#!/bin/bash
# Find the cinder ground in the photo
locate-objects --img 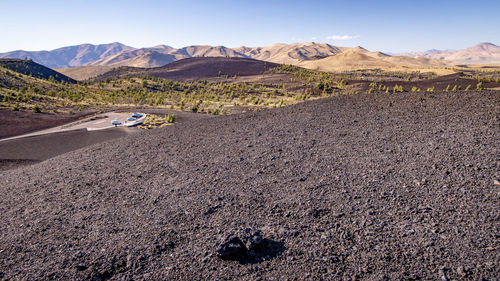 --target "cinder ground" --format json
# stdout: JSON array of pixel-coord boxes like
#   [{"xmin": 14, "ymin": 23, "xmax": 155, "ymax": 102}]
[
  {"xmin": 0, "ymin": 109, "xmax": 212, "ymax": 171},
  {"xmin": 0, "ymin": 91, "xmax": 498, "ymax": 280},
  {"xmin": 1, "ymin": 112, "xmax": 138, "ymax": 142},
  {"xmin": 0, "ymin": 109, "xmax": 97, "ymax": 139}
]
